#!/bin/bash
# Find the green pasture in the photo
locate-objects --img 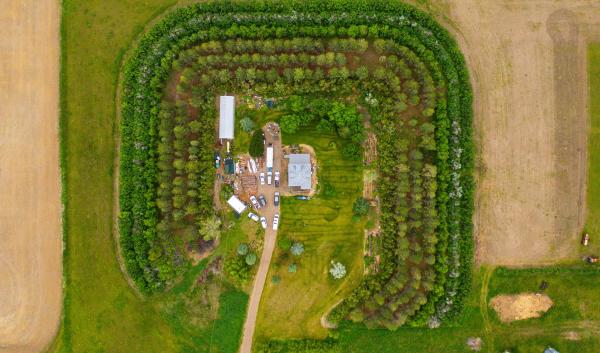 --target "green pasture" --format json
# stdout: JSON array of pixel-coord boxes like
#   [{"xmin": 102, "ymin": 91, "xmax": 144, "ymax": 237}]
[
  {"xmin": 255, "ymin": 126, "xmax": 366, "ymax": 339},
  {"xmin": 585, "ymin": 43, "xmax": 600, "ymax": 255},
  {"xmin": 55, "ymin": 1, "xmax": 248, "ymax": 352}
]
